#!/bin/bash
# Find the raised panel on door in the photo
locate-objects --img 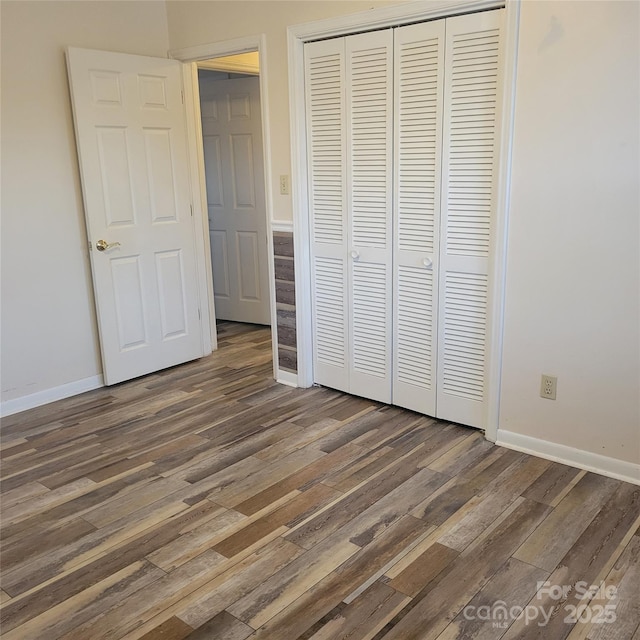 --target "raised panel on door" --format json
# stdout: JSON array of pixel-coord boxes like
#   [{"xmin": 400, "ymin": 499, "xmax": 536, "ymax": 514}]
[
  {"xmin": 436, "ymin": 9, "xmax": 504, "ymax": 428},
  {"xmin": 96, "ymin": 127, "xmax": 136, "ymax": 227},
  {"xmin": 155, "ymin": 249, "xmax": 189, "ymax": 340},
  {"xmin": 346, "ymin": 29, "xmax": 393, "ymax": 404},
  {"xmin": 305, "ymin": 37, "xmax": 349, "ymax": 393},
  {"xmin": 67, "ymin": 48, "xmax": 203, "ymax": 385},
  {"xmin": 199, "ymin": 73, "xmax": 270, "ymax": 325},
  {"xmin": 236, "ymin": 231, "xmax": 261, "ymax": 301},
  {"xmin": 144, "ymin": 128, "xmax": 179, "ymax": 223},
  {"xmin": 210, "ymin": 230, "xmax": 230, "ymax": 299},
  {"xmin": 203, "ymin": 134, "xmax": 224, "ymax": 207},
  {"xmin": 111, "ymin": 255, "xmax": 148, "ymax": 350},
  {"xmin": 392, "ymin": 20, "xmax": 445, "ymax": 415},
  {"xmin": 230, "ymin": 133, "xmax": 257, "ymax": 208}
]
